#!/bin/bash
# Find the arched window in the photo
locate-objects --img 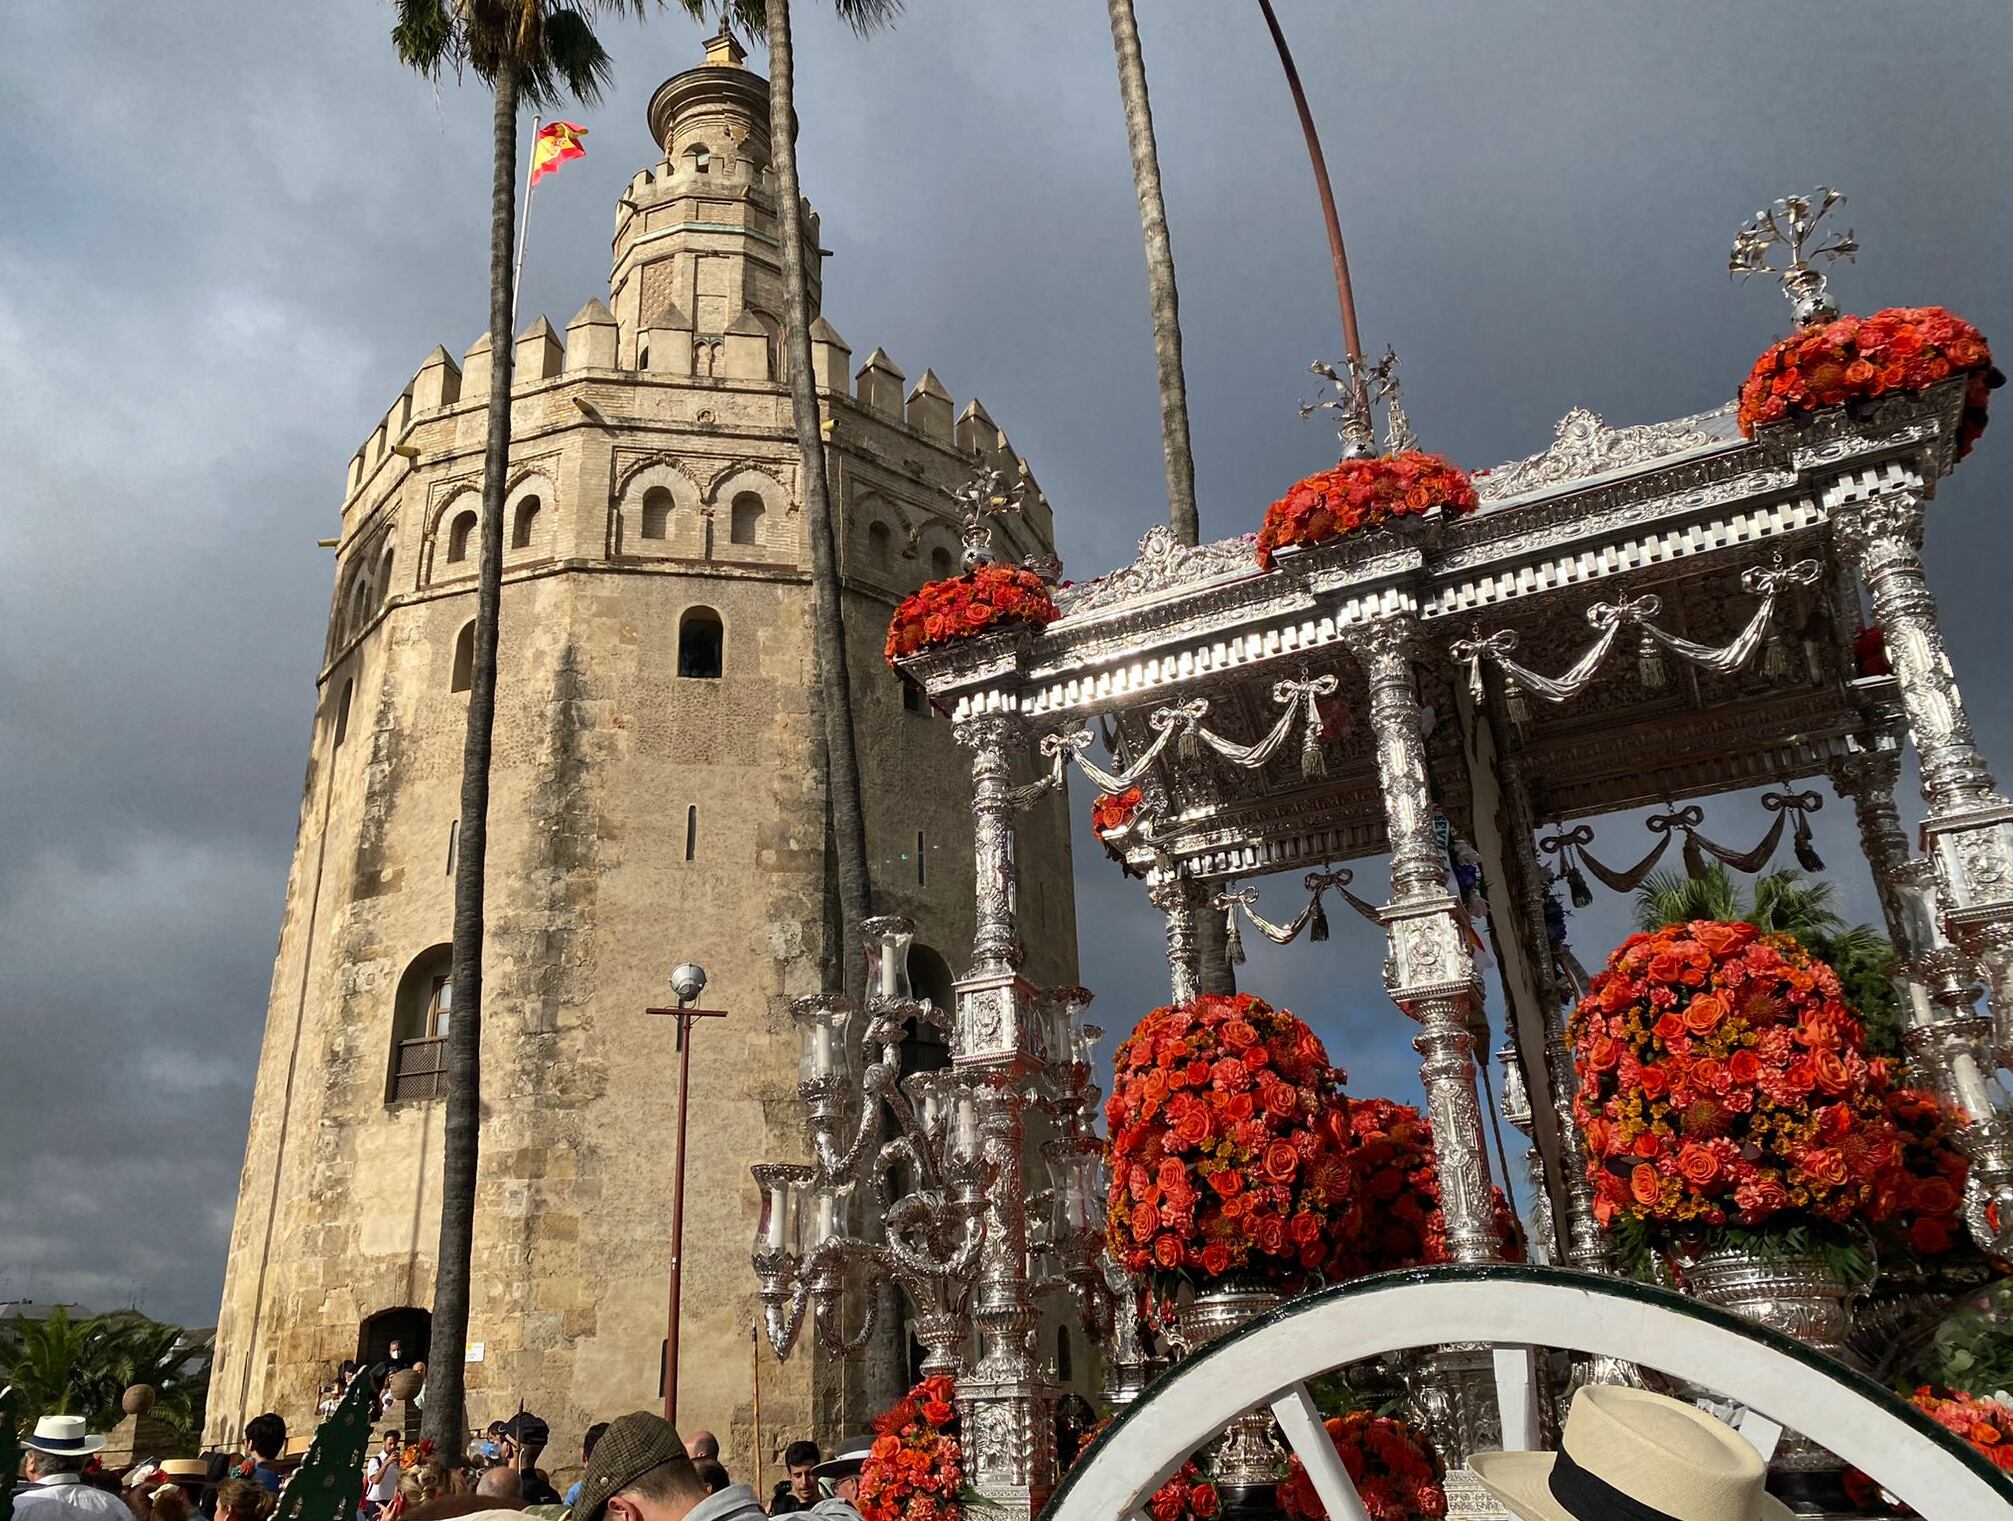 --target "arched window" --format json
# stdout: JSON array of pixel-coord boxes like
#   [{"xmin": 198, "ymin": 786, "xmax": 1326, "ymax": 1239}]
[
  {"xmin": 511, "ymin": 495, "xmax": 541, "ymax": 549},
  {"xmin": 910, "ymin": 945, "xmax": 957, "ymax": 1020},
  {"xmin": 378, "ymin": 545, "xmax": 397, "ymax": 605},
  {"xmin": 869, "ymin": 521, "xmax": 893, "ymax": 571},
  {"xmin": 446, "ymin": 509, "xmax": 477, "ymax": 564},
  {"xmin": 678, "ymin": 607, "xmax": 724, "ymax": 679},
  {"xmin": 333, "ymin": 678, "xmax": 353, "ymax": 747},
  {"xmin": 641, "ymin": 486, "xmax": 673, "ymax": 541},
  {"xmin": 930, "ymin": 546, "xmax": 954, "ymax": 581},
  {"xmin": 451, "ymin": 621, "xmax": 475, "ymax": 693},
  {"xmin": 729, "ymin": 492, "xmax": 764, "ymax": 547},
  {"xmin": 686, "ymin": 143, "xmax": 712, "ymax": 174},
  {"xmin": 637, "ymin": 342, "xmax": 650, "ymax": 372},
  {"xmin": 389, "ymin": 944, "xmax": 454, "ymax": 1102},
  {"xmin": 902, "ymin": 679, "xmax": 923, "ymax": 714}
]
